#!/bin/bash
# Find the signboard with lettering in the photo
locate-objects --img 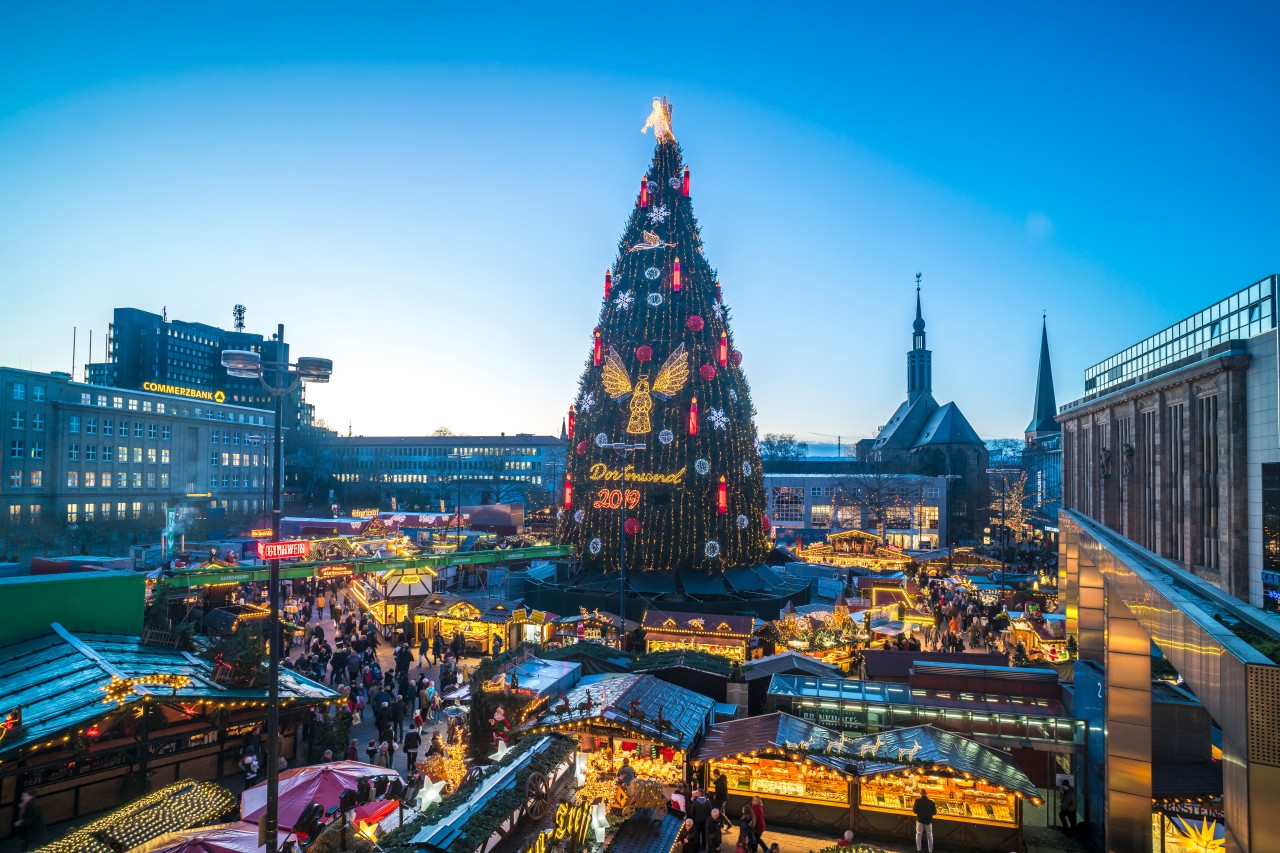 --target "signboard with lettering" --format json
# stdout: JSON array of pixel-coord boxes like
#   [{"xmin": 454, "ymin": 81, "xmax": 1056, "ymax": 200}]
[
  {"xmin": 257, "ymin": 540, "xmax": 310, "ymax": 560},
  {"xmin": 400, "ymin": 574, "xmax": 421, "ymax": 585},
  {"xmin": 250, "ymin": 529, "xmax": 273, "ymax": 539},
  {"xmin": 588, "ymin": 462, "xmax": 685, "ymax": 485},
  {"xmin": 142, "ymin": 381, "xmax": 226, "ymax": 403},
  {"xmin": 350, "ymin": 508, "xmax": 380, "ymax": 518},
  {"xmin": 318, "ymin": 565, "xmax": 353, "ymax": 578}
]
